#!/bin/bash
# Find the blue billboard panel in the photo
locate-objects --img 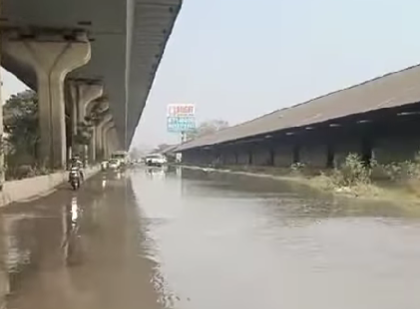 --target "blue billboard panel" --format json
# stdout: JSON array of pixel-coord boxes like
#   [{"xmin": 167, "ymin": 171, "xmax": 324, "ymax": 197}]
[{"xmin": 167, "ymin": 116, "xmax": 196, "ymax": 133}]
